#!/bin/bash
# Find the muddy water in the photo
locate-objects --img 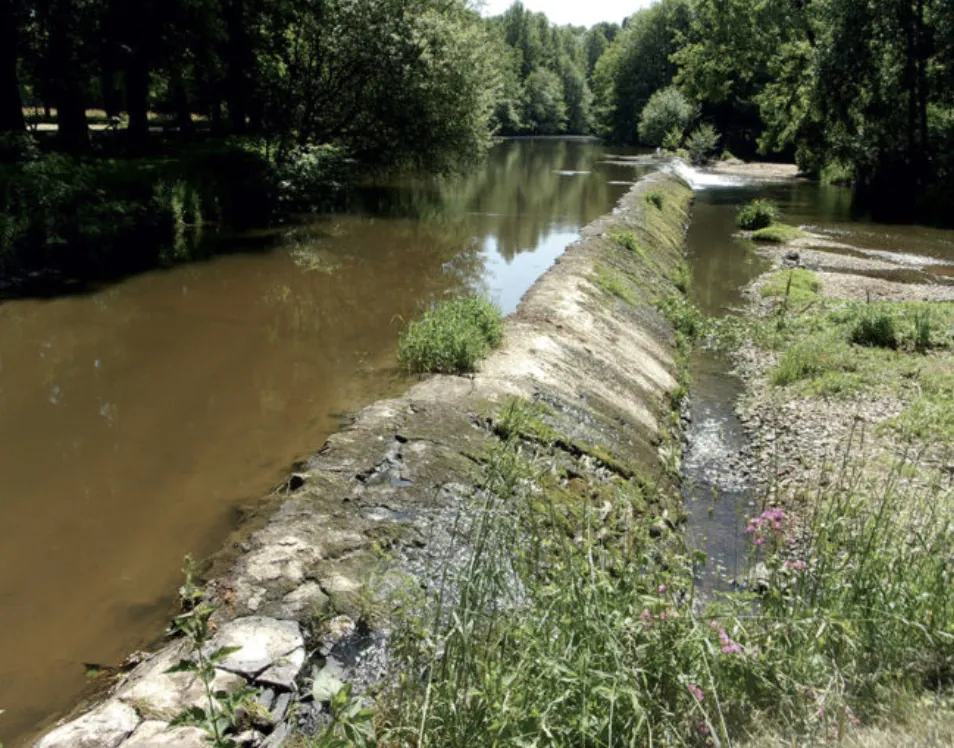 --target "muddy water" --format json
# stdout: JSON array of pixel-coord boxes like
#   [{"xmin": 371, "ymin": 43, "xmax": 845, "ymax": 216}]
[
  {"xmin": 681, "ymin": 169, "xmax": 954, "ymax": 591},
  {"xmin": 0, "ymin": 138, "xmax": 646, "ymax": 746}
]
